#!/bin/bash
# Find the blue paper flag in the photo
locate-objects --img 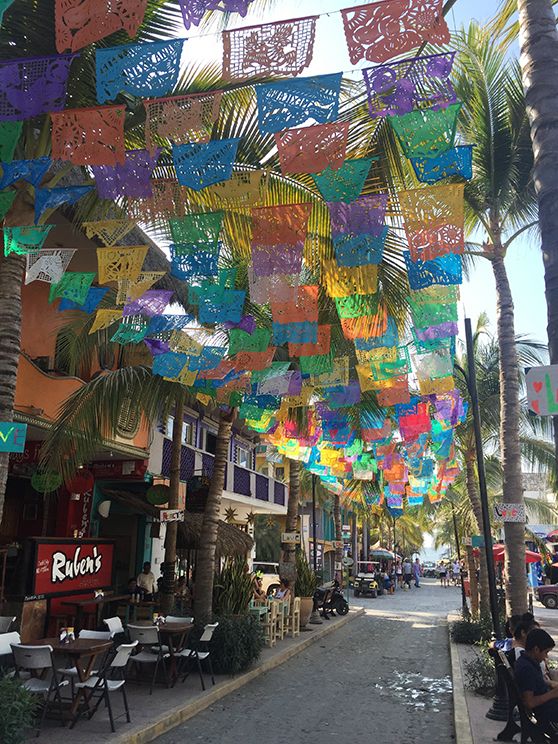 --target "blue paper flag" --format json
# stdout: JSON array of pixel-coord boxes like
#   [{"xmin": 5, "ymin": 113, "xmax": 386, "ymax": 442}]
[
  {"xmin": 0, "ymin": 156, "xmax": 50, "ymax": 189},
  {"xmin": 170, "ymin": 246, "xmax": 219, "ymax": 281},
  {"xmin": 404, "ymin": 251, "xmax": 462, "ymax": 290},
  {"xmin": 35, "ymin": 185, "xmax": 92, "ymax": 223},
  {"xmin": 198, "ymin": 286, "xmax": 245, "ymax": 325},
  {"xmin": 96, "ymin": 39, "xmax": 185, "ymax": 104},
  {"xmin": 146, "ymin": 314, "xmax": 194, "ymax": 335},
  {"xmin": 152, "ymin": 352, "xmax": 188, "ymax": 378},
  {"xmin": 58, "ymin": 286, "xmax": 109, "ymax": 312},
  {"xmin": 410, "ymin": 145, "xmax": 473, "ymax": 184},
  {"xmin": 188, "ymin": 346, "xmax": 226, "ymax": 371},
  {"xmin": 333, "ymin": 227, "xmax": 388, "ymax": 267},
  {"xmin": 355, "ymin": 317, "xmax": 399, "ymax": 350},
  {"xmin": 255, "ymin": 73, "xmax": 342, "ymax": 134},
  {"xmin": 172, "ymin": 138, "xmax": 240, "ymax": 191},
  {"xmin": 272, "ymin": 321, "xmax": 318, "ymax": 345}
]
